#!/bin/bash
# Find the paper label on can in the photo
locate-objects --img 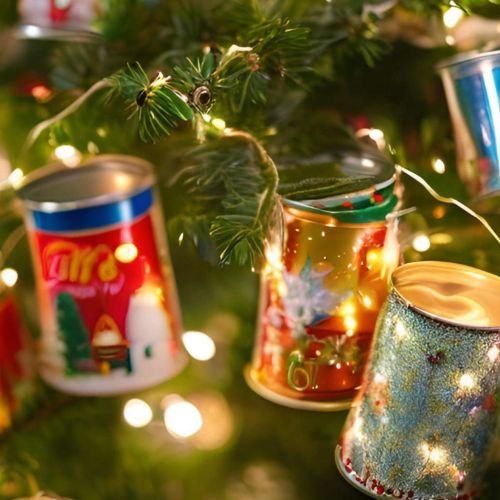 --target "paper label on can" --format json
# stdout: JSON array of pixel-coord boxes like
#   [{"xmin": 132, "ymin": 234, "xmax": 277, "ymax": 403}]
[{"xmin": 33, "ymin": 213, "xmax": 178, "ymax": 377}]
